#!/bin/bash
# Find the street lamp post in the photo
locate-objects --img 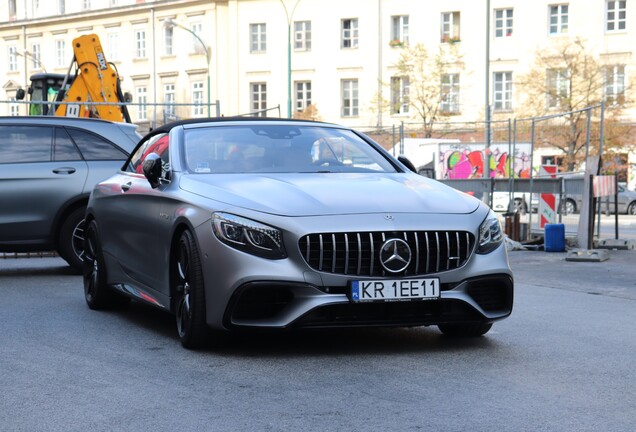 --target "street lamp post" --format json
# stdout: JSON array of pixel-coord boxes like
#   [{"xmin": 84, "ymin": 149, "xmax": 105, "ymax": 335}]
[
  {"xmin": 163, "ymin": 18, "xmax": 212, "ymax": 117},
  {"xmin": 17, "ymin": 50, "xmax": 47, "ymax": 72},
  {"xmin": 280, "ymin": 0, "xmax": 301, "ymax": 118}
]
